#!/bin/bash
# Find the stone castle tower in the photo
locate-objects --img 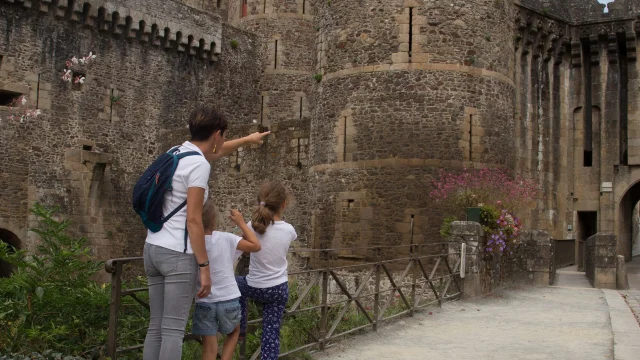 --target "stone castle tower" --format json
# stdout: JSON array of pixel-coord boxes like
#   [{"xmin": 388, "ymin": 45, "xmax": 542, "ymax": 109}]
[{"xmin": 1, "ymin": 0, "xmax": 639, "ymax": 275}]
